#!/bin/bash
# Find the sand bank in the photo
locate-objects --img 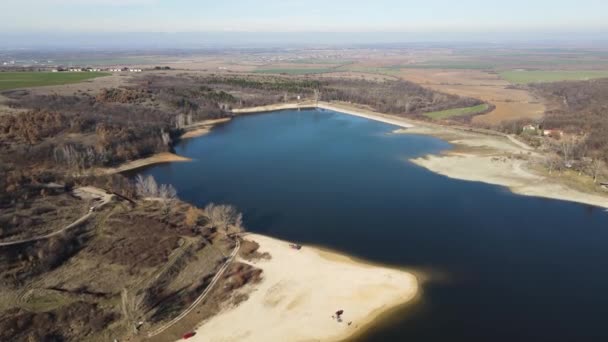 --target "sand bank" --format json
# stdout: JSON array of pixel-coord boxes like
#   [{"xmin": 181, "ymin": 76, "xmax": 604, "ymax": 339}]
[
  {"xmin": 100, "ymin": 152, "xmax": 191, "ymax": 174},
  {"xmin": 404, "ymin": 126, "xmax": 608, "ymax": 209},
  {"xmin": 188, "ymin": 234, "xmax": 418, "ymax": 342},
  {"xmin": 181, "ymin": 117, "xmax": 232, "ymax": 139}
]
